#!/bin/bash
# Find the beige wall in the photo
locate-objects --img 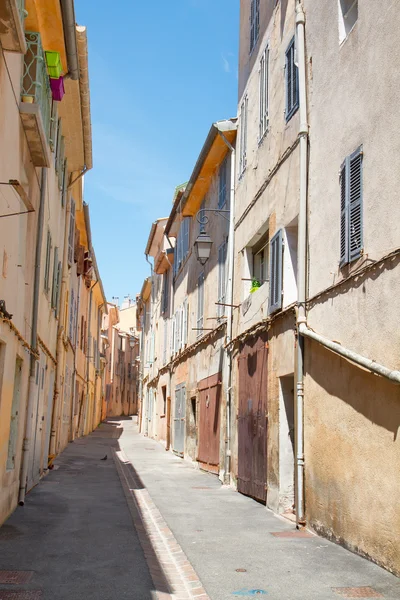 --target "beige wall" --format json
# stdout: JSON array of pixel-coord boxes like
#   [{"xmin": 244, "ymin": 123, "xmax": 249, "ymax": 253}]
[{"xmin": 302, "ymin": 0, "xmax": 400, "ymax": 574}]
